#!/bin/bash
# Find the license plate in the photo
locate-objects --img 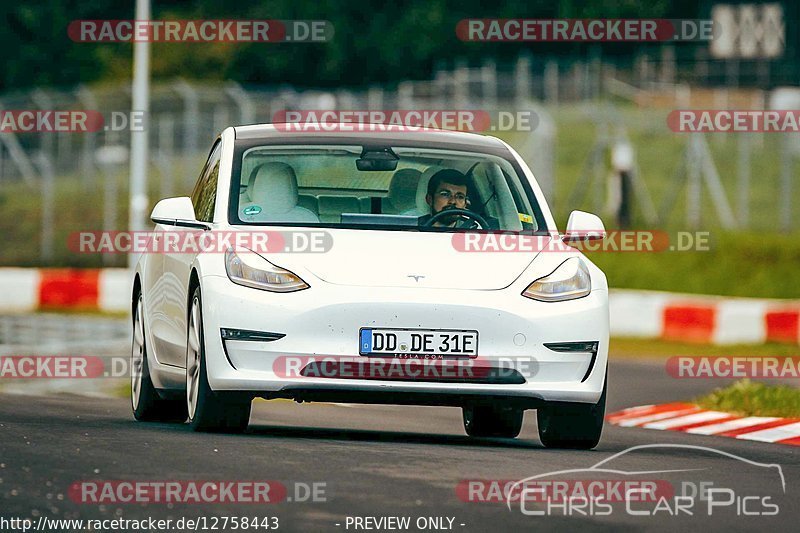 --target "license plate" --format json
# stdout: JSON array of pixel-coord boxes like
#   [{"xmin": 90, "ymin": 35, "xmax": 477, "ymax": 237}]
[{"xmin": 359, "ymin": 328, "xmax": 478, "ymax": 357}]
